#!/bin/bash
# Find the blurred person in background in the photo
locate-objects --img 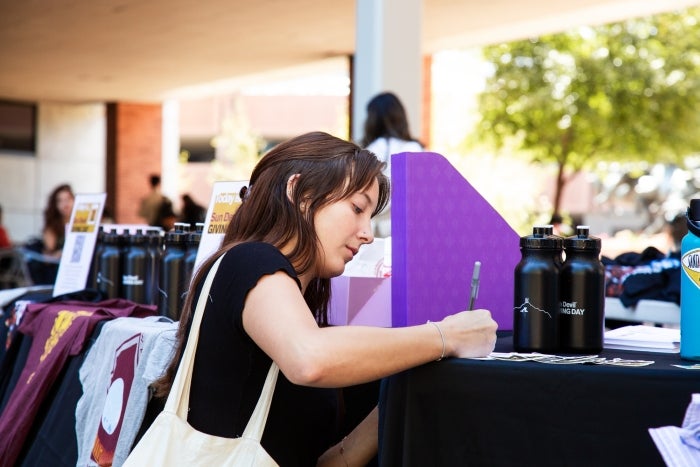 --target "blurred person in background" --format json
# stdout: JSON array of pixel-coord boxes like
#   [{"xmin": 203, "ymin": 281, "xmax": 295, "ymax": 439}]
[
  {"xmin": 22, "ymin": 184, "xmax": 75, "ymax": 285},
  {"xmin": 180, "ymin": 193, "xmax": 206, "ymax": 228},
  {"xmin": 42, "ymin": 184, "xmax": 74, "ymax": 258},
  {"xmin": 139, "ymin": 174, "xmax": 171, "ymax": 226},
  {"xmin": 0, "ymin": 204, "xmax": 11, "ymax": 249},
  {"xmin": 361, "ymin": 92, "xmax": 423, "ymax": 237},
  {"xmin": 155, "ymin": 198, "xmax": 177, "ymax": 232}
]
